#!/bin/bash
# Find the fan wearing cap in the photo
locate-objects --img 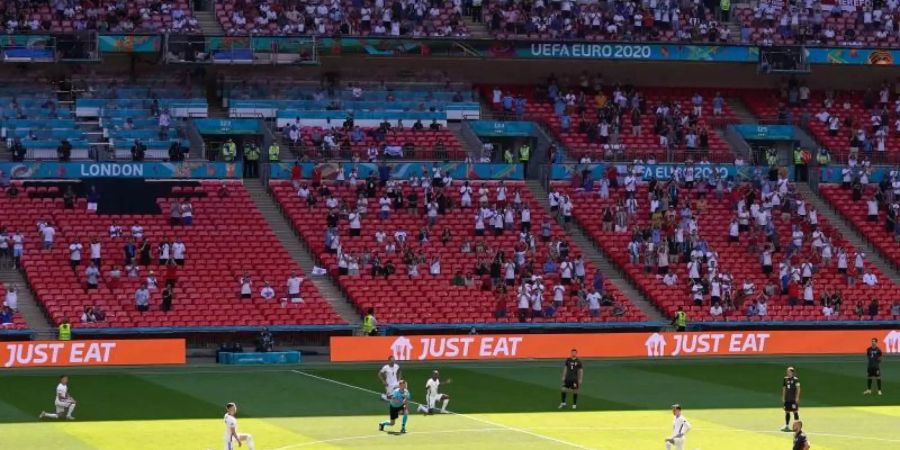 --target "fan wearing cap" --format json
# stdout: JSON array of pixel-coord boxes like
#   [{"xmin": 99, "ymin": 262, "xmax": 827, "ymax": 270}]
[{"xmin": 665, "ymin": 404, "xmax": 691, "ymax": 450}]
